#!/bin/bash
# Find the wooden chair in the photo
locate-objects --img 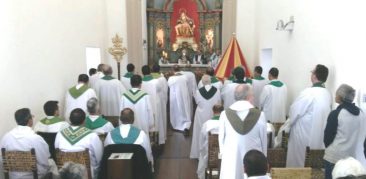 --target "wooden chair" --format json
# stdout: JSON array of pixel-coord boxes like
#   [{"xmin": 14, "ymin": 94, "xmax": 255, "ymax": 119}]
[
  {"xmin": 272, "ymin": 123, "xmax": 284, "ymax": 136},
  {"xmin": 271, "ymin": 167, "xmax": 312, "ymax": 179},
  {"xmin": 1, "ymin": 148, "xmax": 38, "ymax": 179},
  {"xmin": 55, "ymin": 148, "xmax": 92, "ymax": 179},
  {"xmin": 281, "ymin": 131, "xmax": 289, "ymax": 149},
  {"xmin": 104, "ymin": 116, "xmax": 119, "ymax": 128},
  {"xmin": 98, "ymin": 133, "xmax": 107, "ymax": 142},
  {"xmin": 267, "ymin": 132, "xmax": 273, "ymax": 148},
  {"xmin": 37, "ymin": 132, "xmax": 57, "ymax": 160},
  {"xmin": 267, "ymin": 148, "xmax": 287, "ymax": 168},
  {"xmin": 205, "ymin": 133, "xmax": 220, "ymax": 179},
  {"xmin": 305, "ymin": 146, "xmax": 325, "ymax": 179}
]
